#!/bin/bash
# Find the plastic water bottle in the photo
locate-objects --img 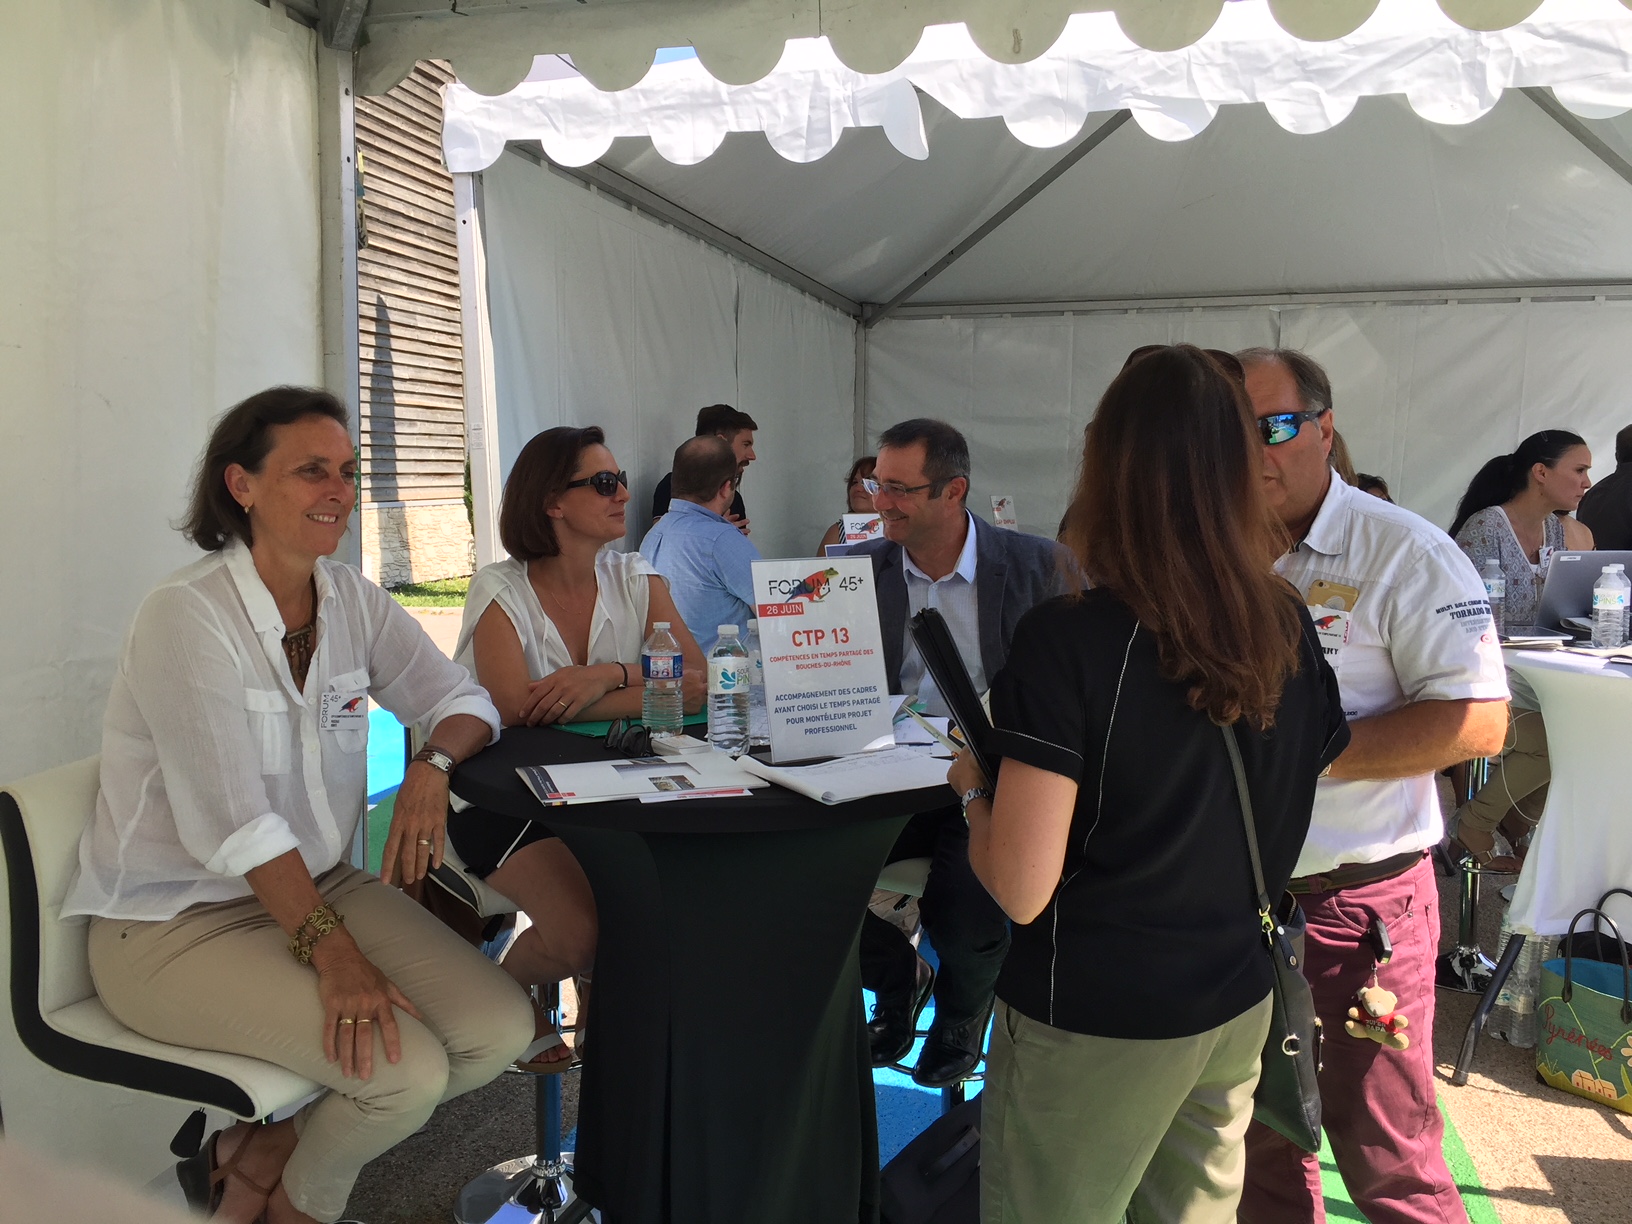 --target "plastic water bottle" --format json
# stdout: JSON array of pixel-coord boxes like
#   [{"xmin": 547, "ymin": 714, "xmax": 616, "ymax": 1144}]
[
  {"xmin": 707, "ymin": 625, "xmax": 751, "ymax": 757},
  {"xmin": 641, "ymin": 621, "xmax": 685, "ymax": 736},
  {"xmin": 1592, "ymin": 564, "xmax": 1631, "ymax": 649},
  {"xmin": 1479, "ymin": 558, "xmax": 1506, "ymax": 638},
  {"xmin": 744, "ymin": 618, "xmax": 769, "ymax": 747}
]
